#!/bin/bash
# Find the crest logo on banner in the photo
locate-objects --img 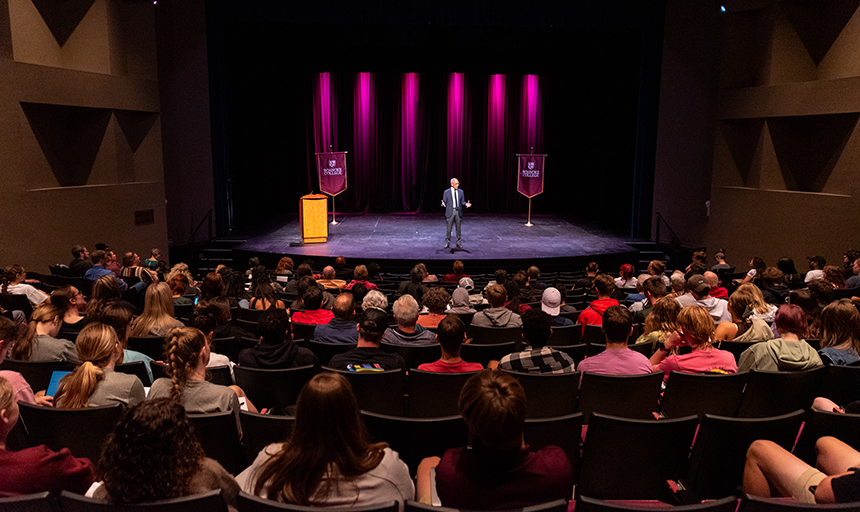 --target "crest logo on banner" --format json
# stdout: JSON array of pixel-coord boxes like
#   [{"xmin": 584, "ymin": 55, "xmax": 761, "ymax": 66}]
[
  {"xmin": 517, "ymin": 154, "xmax": 545, "ymax": 198},
  {"xmin": 316, "ymin": 152, "xmax": 348, "ymax": 196}
]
